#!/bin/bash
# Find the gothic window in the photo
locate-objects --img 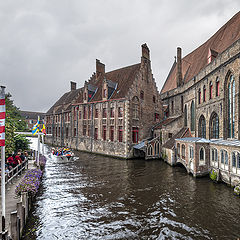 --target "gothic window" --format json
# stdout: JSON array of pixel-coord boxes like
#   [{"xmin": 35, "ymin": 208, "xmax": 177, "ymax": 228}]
[
  {"xmin": 155, "ymin": 142, "xmax": 160, "ymax": 155},
  {"xmin": 210, "ymin": 112, "xmax": 219, "ymax": 139},
  {"xmin": 216, "ymin": 77, "xmax": 220, "ymax": 97},
  {"xmin": 212, "ymin": 148, "xmax": 218, "ymax": 163},
  {"xmin": 227, "ymin": 75, "xmax": 235, "ymax": 138},
  {"xmin": 198, "ymin": 88, "xmax": 201, "ymax": 104},
  {"xmin": 148, "ymin": 145, "xmax": 153, "ymax": 156},
  {"xmin": 198, "ymin": 115, "xmax": 206, "ymax": 138},
  {"xmin": 203, "ymin": 85, "xmax": 206, "ymax": 102},
  {"xmin": 191, "ymin": 101, "xmax": 195, "ymax": 131},
  {"xmin": 232, "ymin": 152, "xmax": 236, "ymax": 167},
  {"xmin": 184, "ymin": 105, "xmax": 187, "ymax": 127},
  {"xmin": 118, "ymin": 126, "xmax": 123, "ymax": 142},
  {"xmin": 199, "ymin": 147, "xmax": 205, "ymax": 164},
  {"xmin": 177, "ymin": 143, "xmax": 180, "ymax": 157},
  {"xmin": 181, "ymin": 96, "xmax": 184, "ymax": 112},
  {"xmin": 182, "ymin": 145, "xmax": 185, "ymax": 159},
  {"xmin": 209, "ymin": 81, "xmax": 213, "ymax": 99}
]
